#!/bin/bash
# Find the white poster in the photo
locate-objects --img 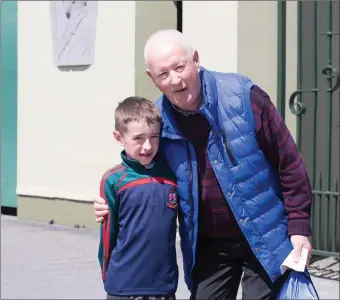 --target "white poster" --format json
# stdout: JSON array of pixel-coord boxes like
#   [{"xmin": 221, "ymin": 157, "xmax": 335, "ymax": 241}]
[{"xmin": 50, "ymin": 1, "xmax": 98, "ymax": 67}]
